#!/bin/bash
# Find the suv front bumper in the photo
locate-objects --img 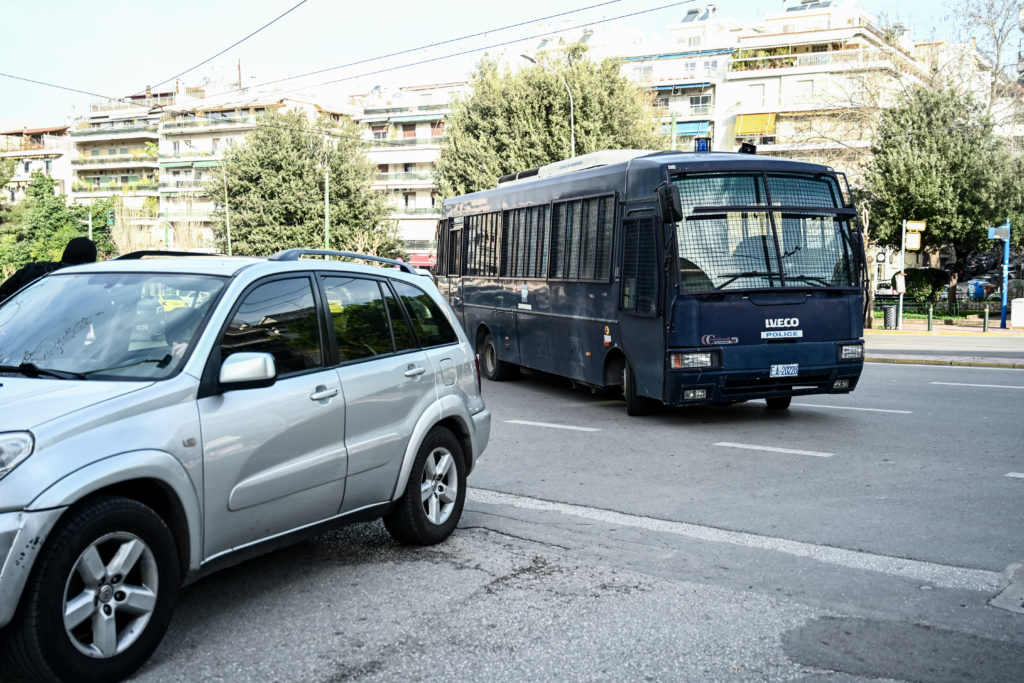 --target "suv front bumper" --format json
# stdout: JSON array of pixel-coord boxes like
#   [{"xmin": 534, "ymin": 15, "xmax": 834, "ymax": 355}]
[{"xmin": 0, "ymin": 507, "xmax": 65, "ymax": 629}]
